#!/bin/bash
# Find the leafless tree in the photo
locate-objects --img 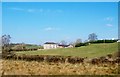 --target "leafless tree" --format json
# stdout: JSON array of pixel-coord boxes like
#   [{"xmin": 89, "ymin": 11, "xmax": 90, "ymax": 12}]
[
  {"xmin": 2, "ymin": 35, "xmax": 11, "ymax": 53},
  {"xmin": 88, "ymin": 33, "xmax": 98, "ymax": 41},
  {"xmin": 60, "ymin": 40, "xmax": 67, "ymax": 45}
]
